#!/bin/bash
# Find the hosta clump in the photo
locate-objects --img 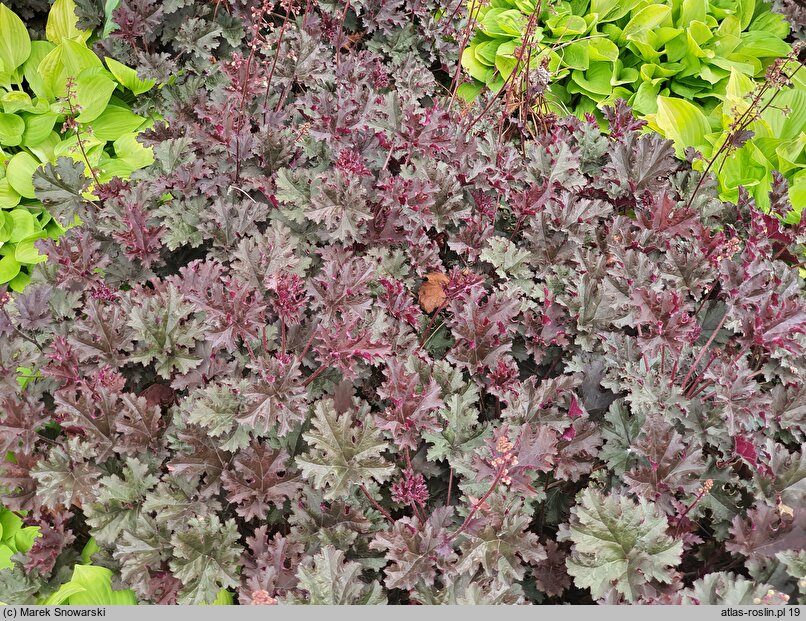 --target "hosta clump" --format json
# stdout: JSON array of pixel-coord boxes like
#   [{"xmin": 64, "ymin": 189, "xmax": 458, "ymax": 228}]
[{"xmin": 1, "ymin": 0, "xmax": 805, "ymax": 606}]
